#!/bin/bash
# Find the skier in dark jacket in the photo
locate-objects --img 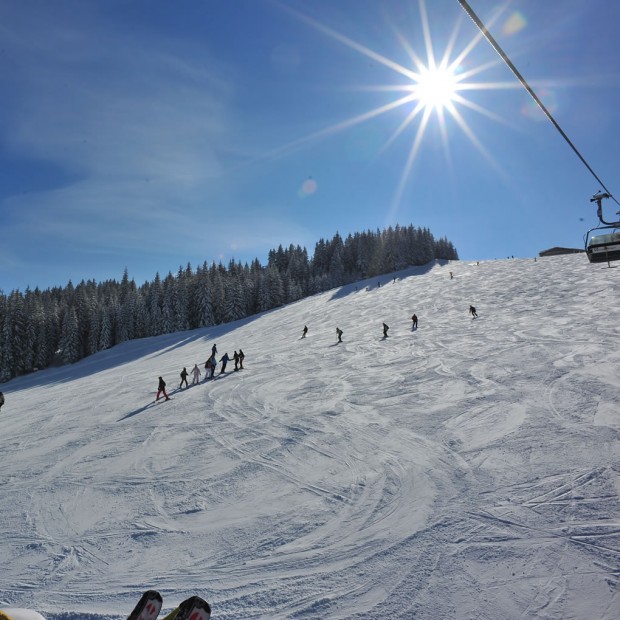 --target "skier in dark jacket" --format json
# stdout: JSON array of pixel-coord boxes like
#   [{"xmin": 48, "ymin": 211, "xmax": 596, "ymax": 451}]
[
  {"xmin": 205, "ymin": 354, "xmax": 217, "ymax": 379},
  {"xmin": 336, "ymin": 327, "xmax": 343, "ymax": 343},
  {"xmin": 156, "ymin": 377, "xmax": 170, "ymax": 401},
  {"xmin": 238, "ymin": 349, "xmax": 245, "ymax": 369},
  {"xmin": 411, "ymin": 314, "xmax": 418, "ymax": 329},
  {"xmin": 219, "ymin": 353, "xmax": 230, "ymax": 374},
  {"xmin": 469, "ymin": 305, "xmax": 478, "ymax": 318},
  {"xmin": 179, "ymin": 367, "xmax": 189, "ymax": 388},
  {"xmin": 211, "ymin": 344, "xmax": 217, "ymax": 356},
  {"xmin": 302, "ymin": 325, "xmax": 308, "ymax": 338},
  {"xmin": 233, "ymin": 351, "xmax": 240, "ymax": 371},
  {"xmin": 383, "ymin": 323, "xmax": 389, "ymax": 337}
]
